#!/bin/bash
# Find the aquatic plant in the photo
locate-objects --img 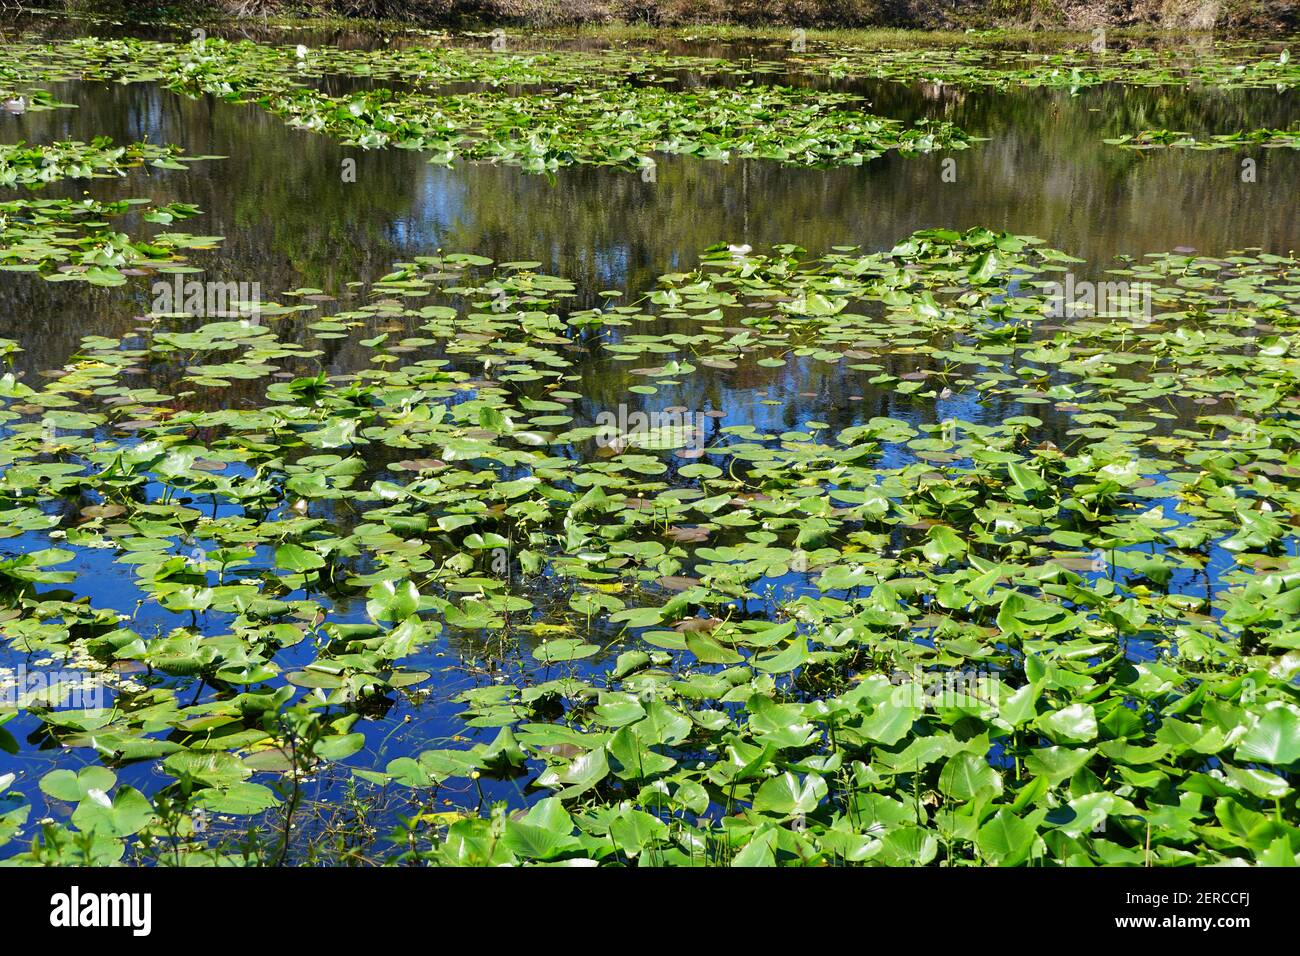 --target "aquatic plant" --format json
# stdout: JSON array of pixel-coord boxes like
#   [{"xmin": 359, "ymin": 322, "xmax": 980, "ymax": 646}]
[
  {"xmin": 811, "ymin": 42, "xmax": 1299, "ymax": 91},
  {"xmin": 1105, "ymin": 127, "xmax": 1300, "ymax": 150},
  {"xmin": 0, "ymin": 197, "xmax": 219, "ymax": 285},
  {"xmin": 1, "ymin": 226, "xmax": 1298, "ymax": 865},
  {"xmin": 264, "ymin": 83, "xmax": 976, "ymax": 171},
  {"xmin": 0, "ymin": 138, "xmax": 217, "ymax": 189}
]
